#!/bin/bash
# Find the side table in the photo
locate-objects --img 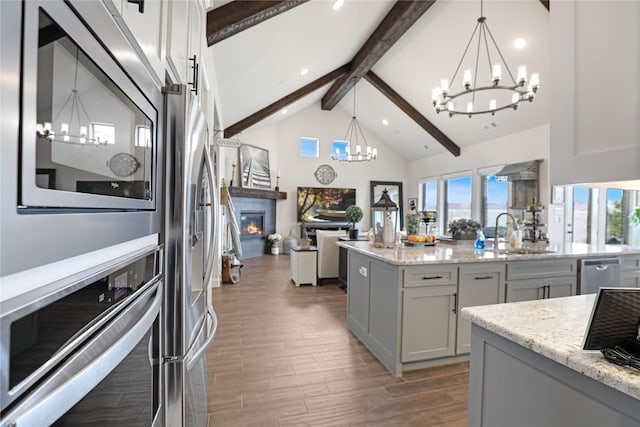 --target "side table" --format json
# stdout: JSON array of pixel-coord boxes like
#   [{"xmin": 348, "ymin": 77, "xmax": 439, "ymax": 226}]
[{"xmin": 290, "ymin": 245, "xmax": 318, "ymax": 286}]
